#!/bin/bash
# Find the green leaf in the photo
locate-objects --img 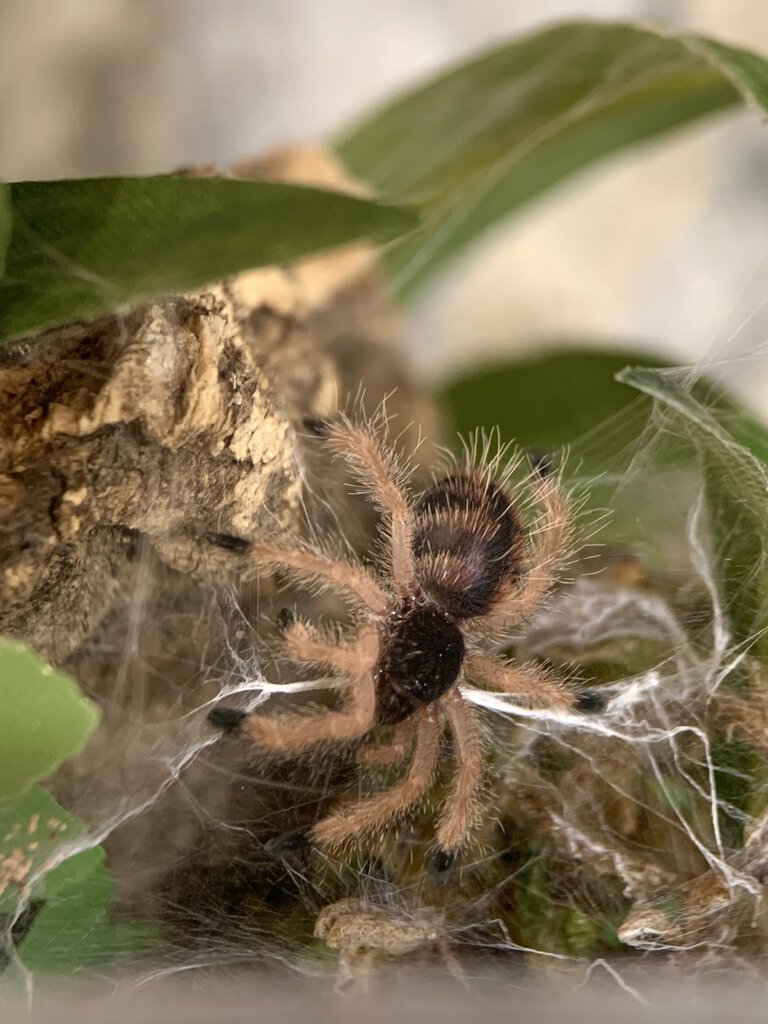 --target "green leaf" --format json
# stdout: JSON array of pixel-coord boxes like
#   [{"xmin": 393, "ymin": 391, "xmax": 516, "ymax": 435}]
[
  {"xmin": 440, "ymin": 346, "xmax": 768, "ymax": 479},
  {"xmin": 0, "ymin": 787, "xmax": 86, "ymax": 913},
  {"xmin": 618, "ymin": 366, "xmax": 768, "ymax": 657},
  {"xmin": 440, "ymin": 348, "xmax": 660, "ymax": 465},
  {"xmin": 337, "ymin": 20, "xmax": 762, "ymax": 297},
  {"xmin": 18, "ymin": 847, "xmax": 154, "ymax": 971},
  {"xmin": 688, "ymin": 34, "xmax": 768, "ymax": 108},
  {"xmin": 439, "ymin": 347, "xmax": 768, "ymax": 577},
  {"xmin": 440, "ymin": 348, "xmax": 674, "ymax": 557},
  {"xmin": 0, "ymin": 177, "xmax": 418, "ymax": 342},
  {"xmin": 439, "ymin": 349, "xmax": 666, "ymax": 519},
  {"xmin": 0, "ymin": 789, "xmax": 153, "ymax": 974},
  {"xmin": 0, "ymin": 639, "xmax": 100, "ymax": 801}
]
